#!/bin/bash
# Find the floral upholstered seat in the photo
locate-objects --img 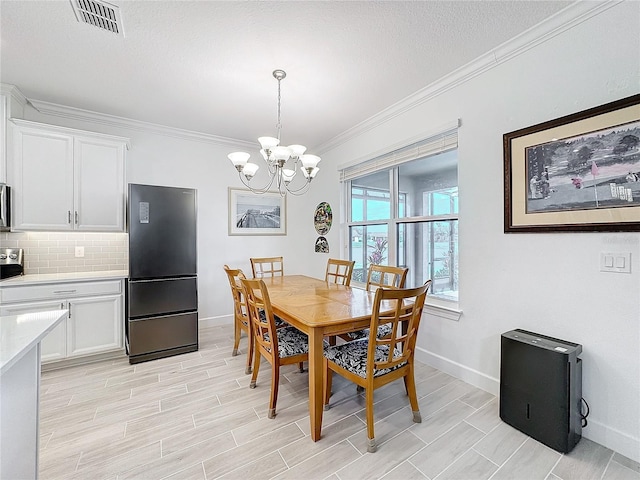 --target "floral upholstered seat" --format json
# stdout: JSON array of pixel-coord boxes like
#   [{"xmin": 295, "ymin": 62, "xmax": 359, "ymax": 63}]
[
  {"xmin": 344, "ymin": 323, "xmax": 392, "ymax": 340},
  {"xmin": 264, "ymin": 326, "xmax": 310, "ymax": 357},
  {"xmin": 323, "ymin": 338, "xmax": 405, "ymax": 378}
]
